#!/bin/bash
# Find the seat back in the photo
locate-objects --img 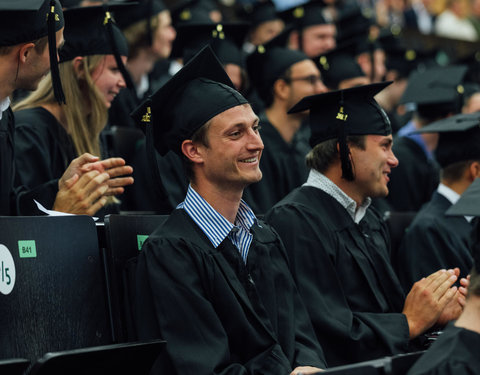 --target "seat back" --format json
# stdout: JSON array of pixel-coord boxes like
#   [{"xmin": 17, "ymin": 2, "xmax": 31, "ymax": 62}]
[
  {"xmin": 385, "ymin": 351, "xmax": 425, "ymax": 375},
  {"xmin": 321, "ymin": 357, "xmax": 388, "ymax": 374},
  {"xmin": 0, "ymin": 216, "xmax": 111, "ymax": 361},
  {"xmin": 0, "ymin": 358, "xmax": 30, "ymax": 375},
  {"xmin": 28, "ymin": 340, "xmax": 166, "ymax": 375},
  {"xmin": 103, "ymin": 214, "xmax": 168, "ymax": 342}
]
